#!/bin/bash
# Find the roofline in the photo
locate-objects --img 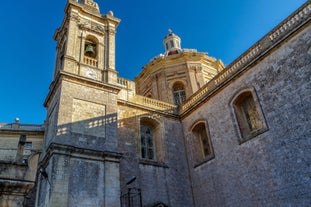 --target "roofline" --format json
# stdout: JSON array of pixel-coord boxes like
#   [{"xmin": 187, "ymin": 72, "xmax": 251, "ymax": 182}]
[{"xmin": 180, "ymin": 1, "xmax": 311, "ymax": 117}]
